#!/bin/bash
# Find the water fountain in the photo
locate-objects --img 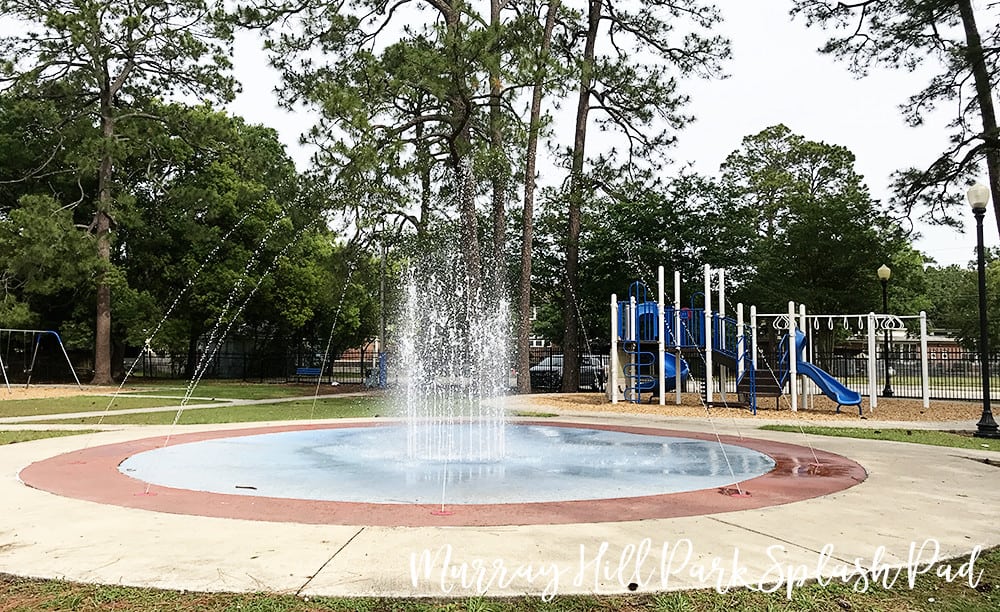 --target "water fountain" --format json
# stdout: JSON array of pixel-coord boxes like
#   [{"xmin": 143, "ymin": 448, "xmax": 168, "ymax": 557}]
[
  {"xmin": 19, "ymin": 239, "xmax": 866, "ymax": 527},
  {"xmin": 104, "ymin": 243, "xmax": 786, "ymax": 517},
  {"xmin": 396, "ymin": 246, "xmax": 509, "ymax": 462}
]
